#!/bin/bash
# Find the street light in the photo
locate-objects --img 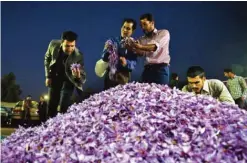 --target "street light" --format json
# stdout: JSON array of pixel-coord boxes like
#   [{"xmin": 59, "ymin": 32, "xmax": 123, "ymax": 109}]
[{"xmin": 44, "ymin": 95, "xmax": 49, "ymax": 100}]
